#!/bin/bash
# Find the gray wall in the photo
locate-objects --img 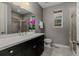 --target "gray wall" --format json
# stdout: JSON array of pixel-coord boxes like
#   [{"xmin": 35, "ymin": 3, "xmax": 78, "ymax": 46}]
[{"xmin": 43, "ymin": 2, "xmax": 76, "ymax": 45}]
